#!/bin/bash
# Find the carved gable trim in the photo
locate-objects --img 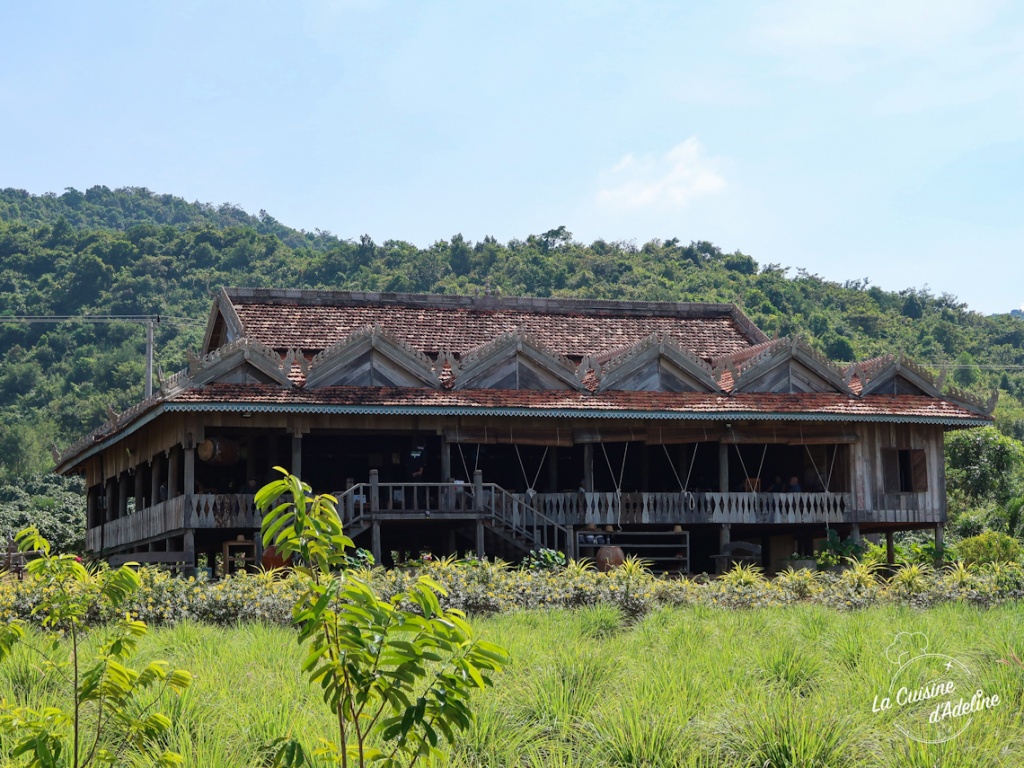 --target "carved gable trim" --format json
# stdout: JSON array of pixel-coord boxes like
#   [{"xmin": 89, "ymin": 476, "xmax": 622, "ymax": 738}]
[
  {"xmin": 454, "ymin": 331, "xmax": 584, "ymax": 391},
  {"xmin": 305, "ymin": 324, "xmax": 439, "ymax": 389},
  {"xmin": 727, "ymin": 336, "xmax": 852, "ymax": 394},
  {"xmin": 188, "ymin": 337, "xmax": 293, "ymax": 388},
  {"xmin": 597, "ymin": 333, "xmax": 721, "ymax": 393},
  {"xmin": 201, "ymin": 287, "xmax": 247, "ymax": 354},
  {"xmin": 857, "ymin": 354, "xmax": 942, "ymax": 397}
]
